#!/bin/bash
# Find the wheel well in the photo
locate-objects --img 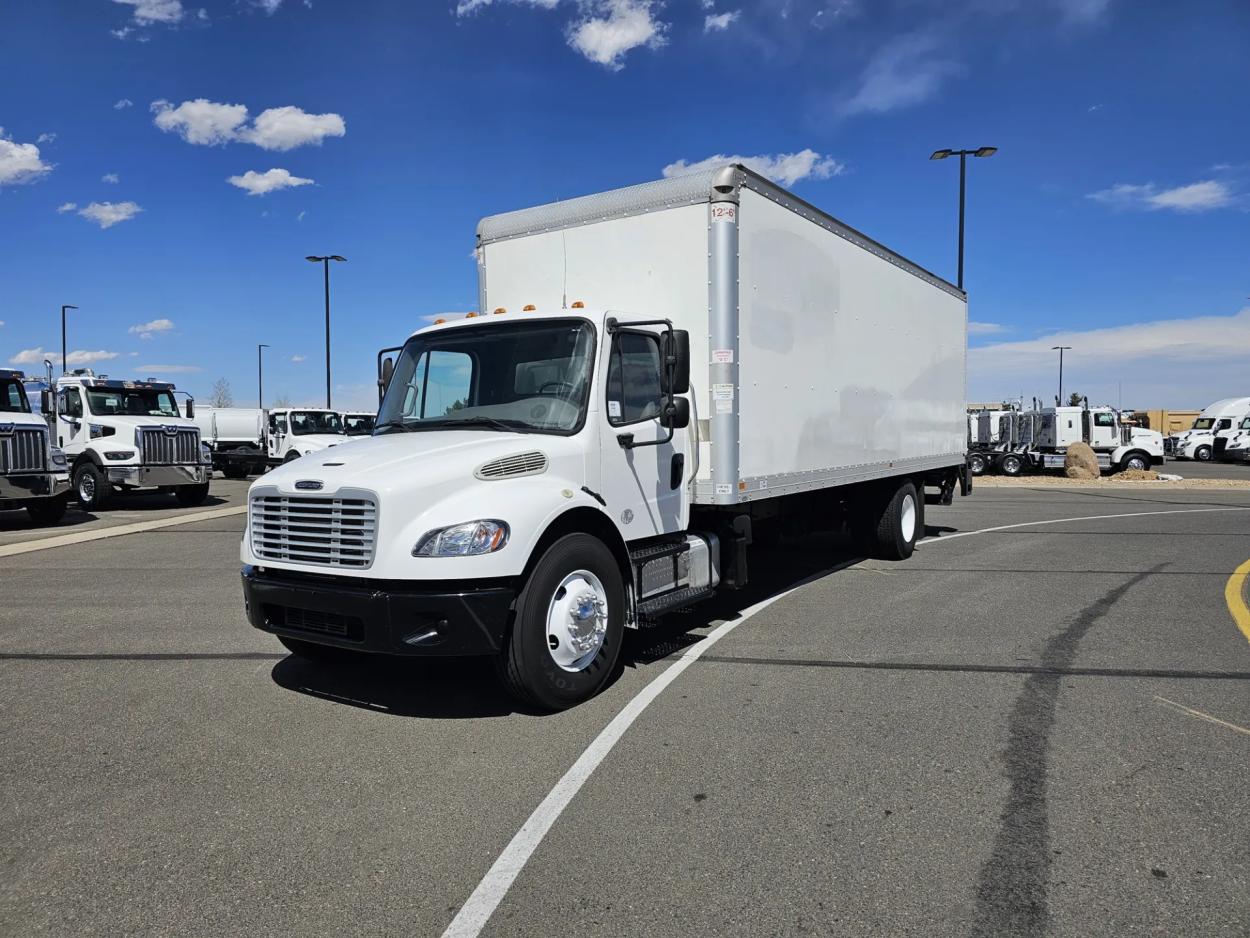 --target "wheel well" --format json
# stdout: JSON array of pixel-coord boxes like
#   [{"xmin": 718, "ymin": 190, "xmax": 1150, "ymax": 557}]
[
  {"xmin": 71, "ymin": 451, "xmax": 103, "ymax": 473},
  {"xmin": 523, "ymin": 507, "xmax": 631, "ymax": 587}
]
